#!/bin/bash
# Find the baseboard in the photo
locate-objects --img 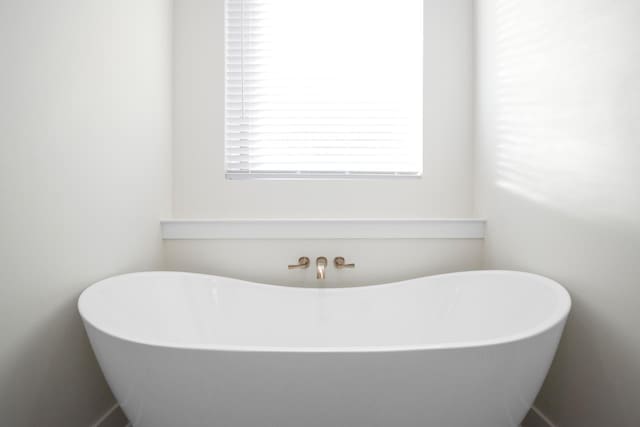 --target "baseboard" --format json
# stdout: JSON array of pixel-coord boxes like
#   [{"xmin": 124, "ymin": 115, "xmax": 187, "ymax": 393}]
[
  {"xmin": 91, "ymin": 403, "xmax": 130, "ymax": 427},
  {"xmin": 93, "ymin": 402, "xmax": 551, "ymax": 427},
  {"xmin": 521, "ymin": 406, "xmax": 557, "ymax": 427}
]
